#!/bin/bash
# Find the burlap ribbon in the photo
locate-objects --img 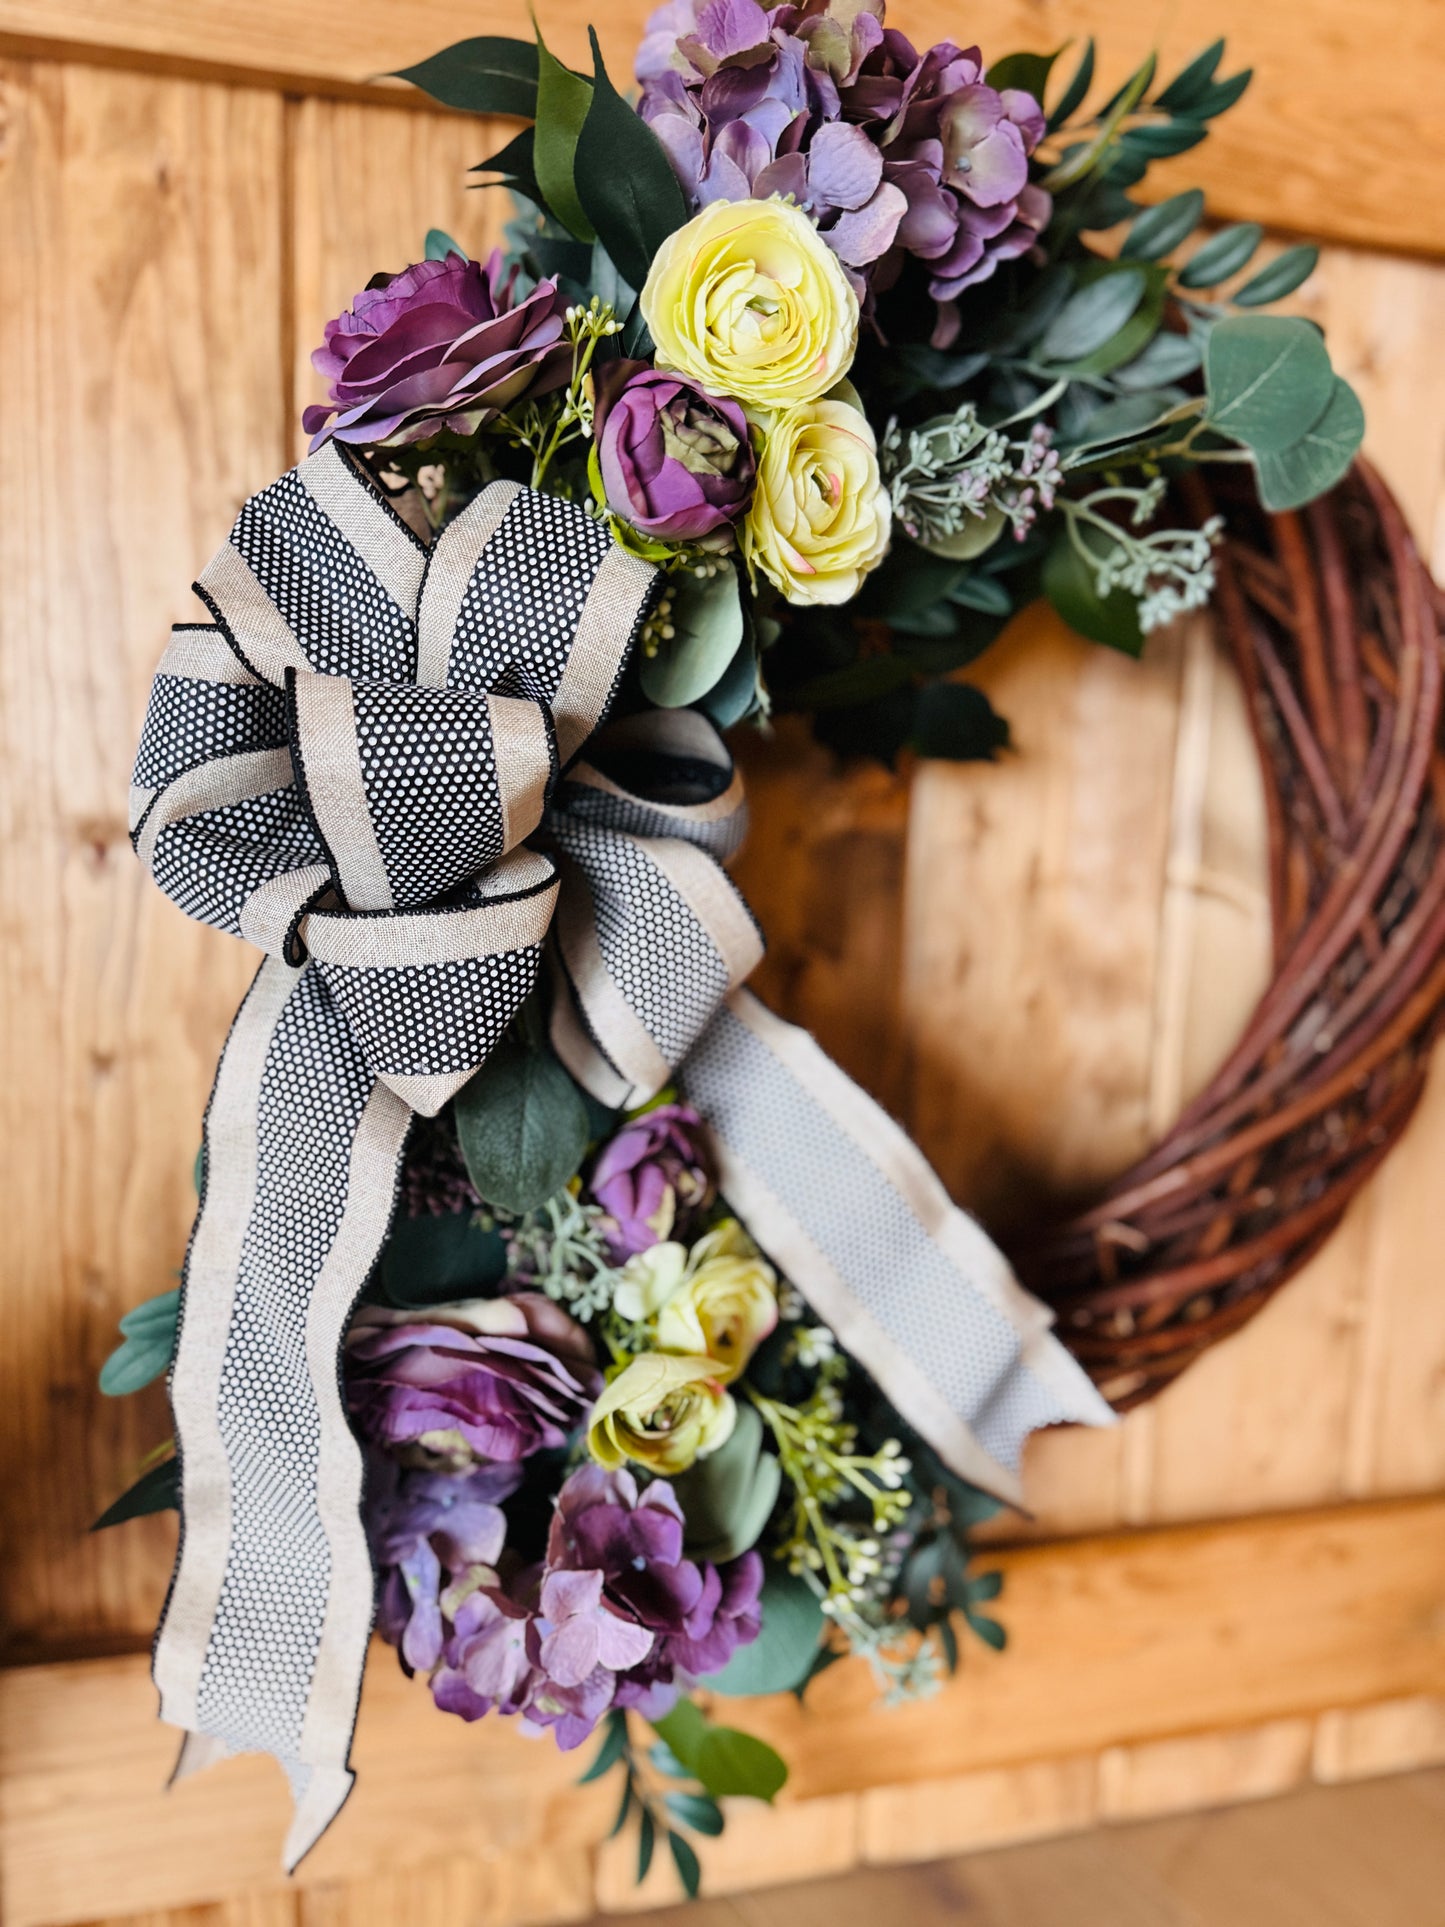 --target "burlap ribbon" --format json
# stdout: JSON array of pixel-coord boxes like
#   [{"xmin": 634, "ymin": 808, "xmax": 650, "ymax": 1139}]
[{"xmin": 130, "ymin": 444, "xmax": 1111, "ymax": 1870}]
